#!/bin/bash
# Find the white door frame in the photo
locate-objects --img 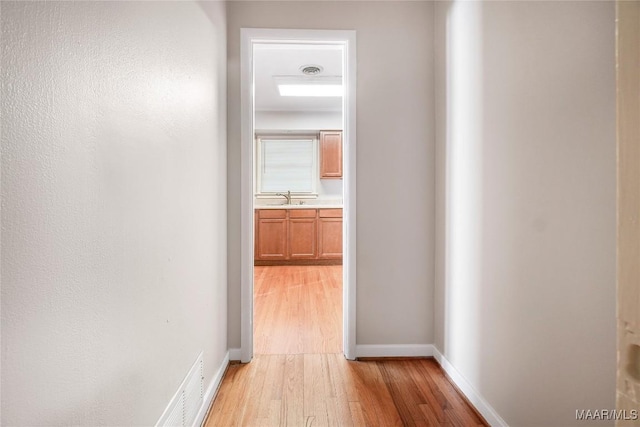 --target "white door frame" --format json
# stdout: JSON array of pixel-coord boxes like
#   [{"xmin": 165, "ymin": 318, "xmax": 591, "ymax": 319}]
[{"xmin": 240, "ymin": 28, "xmax": 357, "ymax": 362}]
